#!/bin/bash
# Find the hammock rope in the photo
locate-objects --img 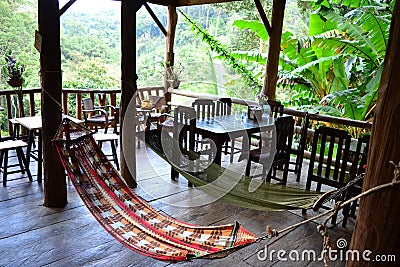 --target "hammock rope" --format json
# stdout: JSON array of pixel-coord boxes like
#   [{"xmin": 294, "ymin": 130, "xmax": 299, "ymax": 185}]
[
  {"xmin": 53, "ymin": 119, "xmax": 389, "ymax": 262},
  {"xmin": 139, "ymin": 129, "xmax": 322, "ymax": 211},
  {"xmin": 53, "ymin": 119, "xmax": 258, "ymax": 261}
]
